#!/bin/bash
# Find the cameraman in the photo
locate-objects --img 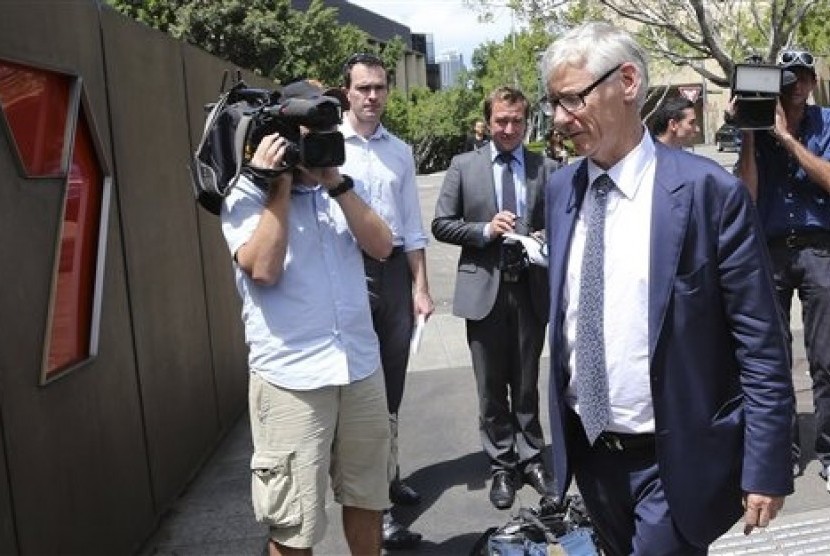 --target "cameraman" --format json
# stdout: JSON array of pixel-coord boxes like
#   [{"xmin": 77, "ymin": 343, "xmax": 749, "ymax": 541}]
[
  {"xmin": 433, "ymin": 86, "xmax": 558, "ymax": 510},
  {"xmin": 220, "ymin": 80, "xmax": 393, "ymax": 555},
  {"xmin": 736, "ymin": 48, "xmax": 830, "ymax": 490}
]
